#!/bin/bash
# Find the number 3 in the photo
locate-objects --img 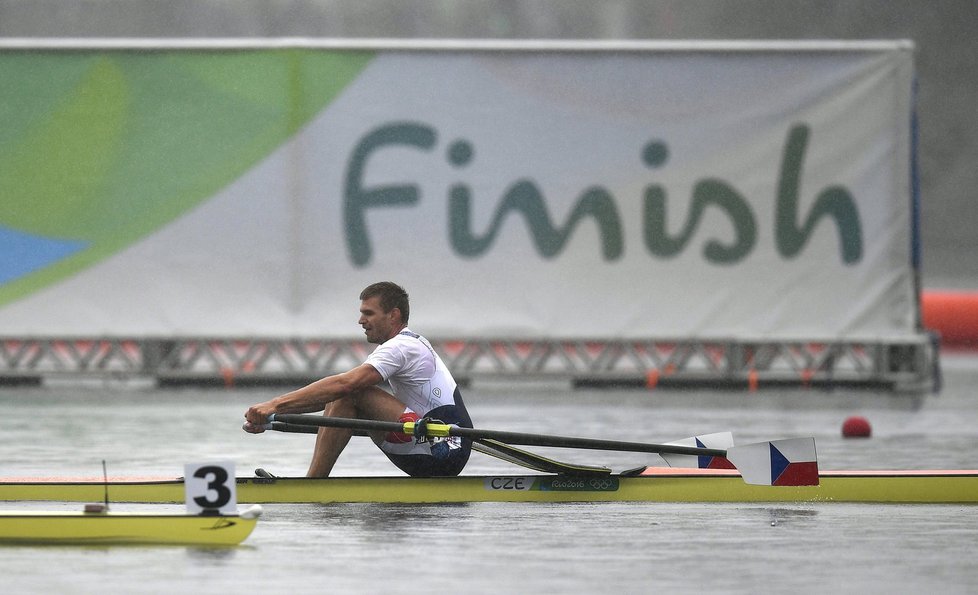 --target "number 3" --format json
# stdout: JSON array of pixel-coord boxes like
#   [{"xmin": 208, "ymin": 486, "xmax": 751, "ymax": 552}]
[
  {"xmin": 193, "ymin": 465, "xmax": 232, "ymax": 509},
  {"xmin": 184, "ymin": 461, "xmax": 237, "ymax": 514}
]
